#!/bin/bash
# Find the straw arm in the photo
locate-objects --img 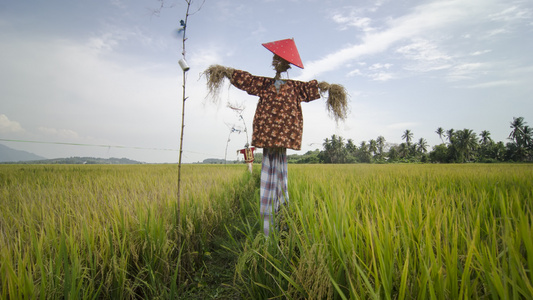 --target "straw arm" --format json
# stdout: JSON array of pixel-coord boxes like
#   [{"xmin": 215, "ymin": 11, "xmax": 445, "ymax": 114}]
[
  {"xmin": 318, "ymin": 81, "xmax": 349, "ymax": 122},
  {"xmin": 203, "ymin": 65, "xmax": 235, "ymax": 102}
]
